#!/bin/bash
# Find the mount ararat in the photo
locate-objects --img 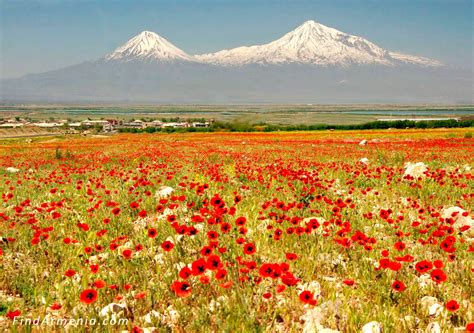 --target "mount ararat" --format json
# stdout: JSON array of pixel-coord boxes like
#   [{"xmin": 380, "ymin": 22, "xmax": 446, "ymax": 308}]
[{"xmin": 1, "ymin": 20, "xmax": 471, "ymax": 103}]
